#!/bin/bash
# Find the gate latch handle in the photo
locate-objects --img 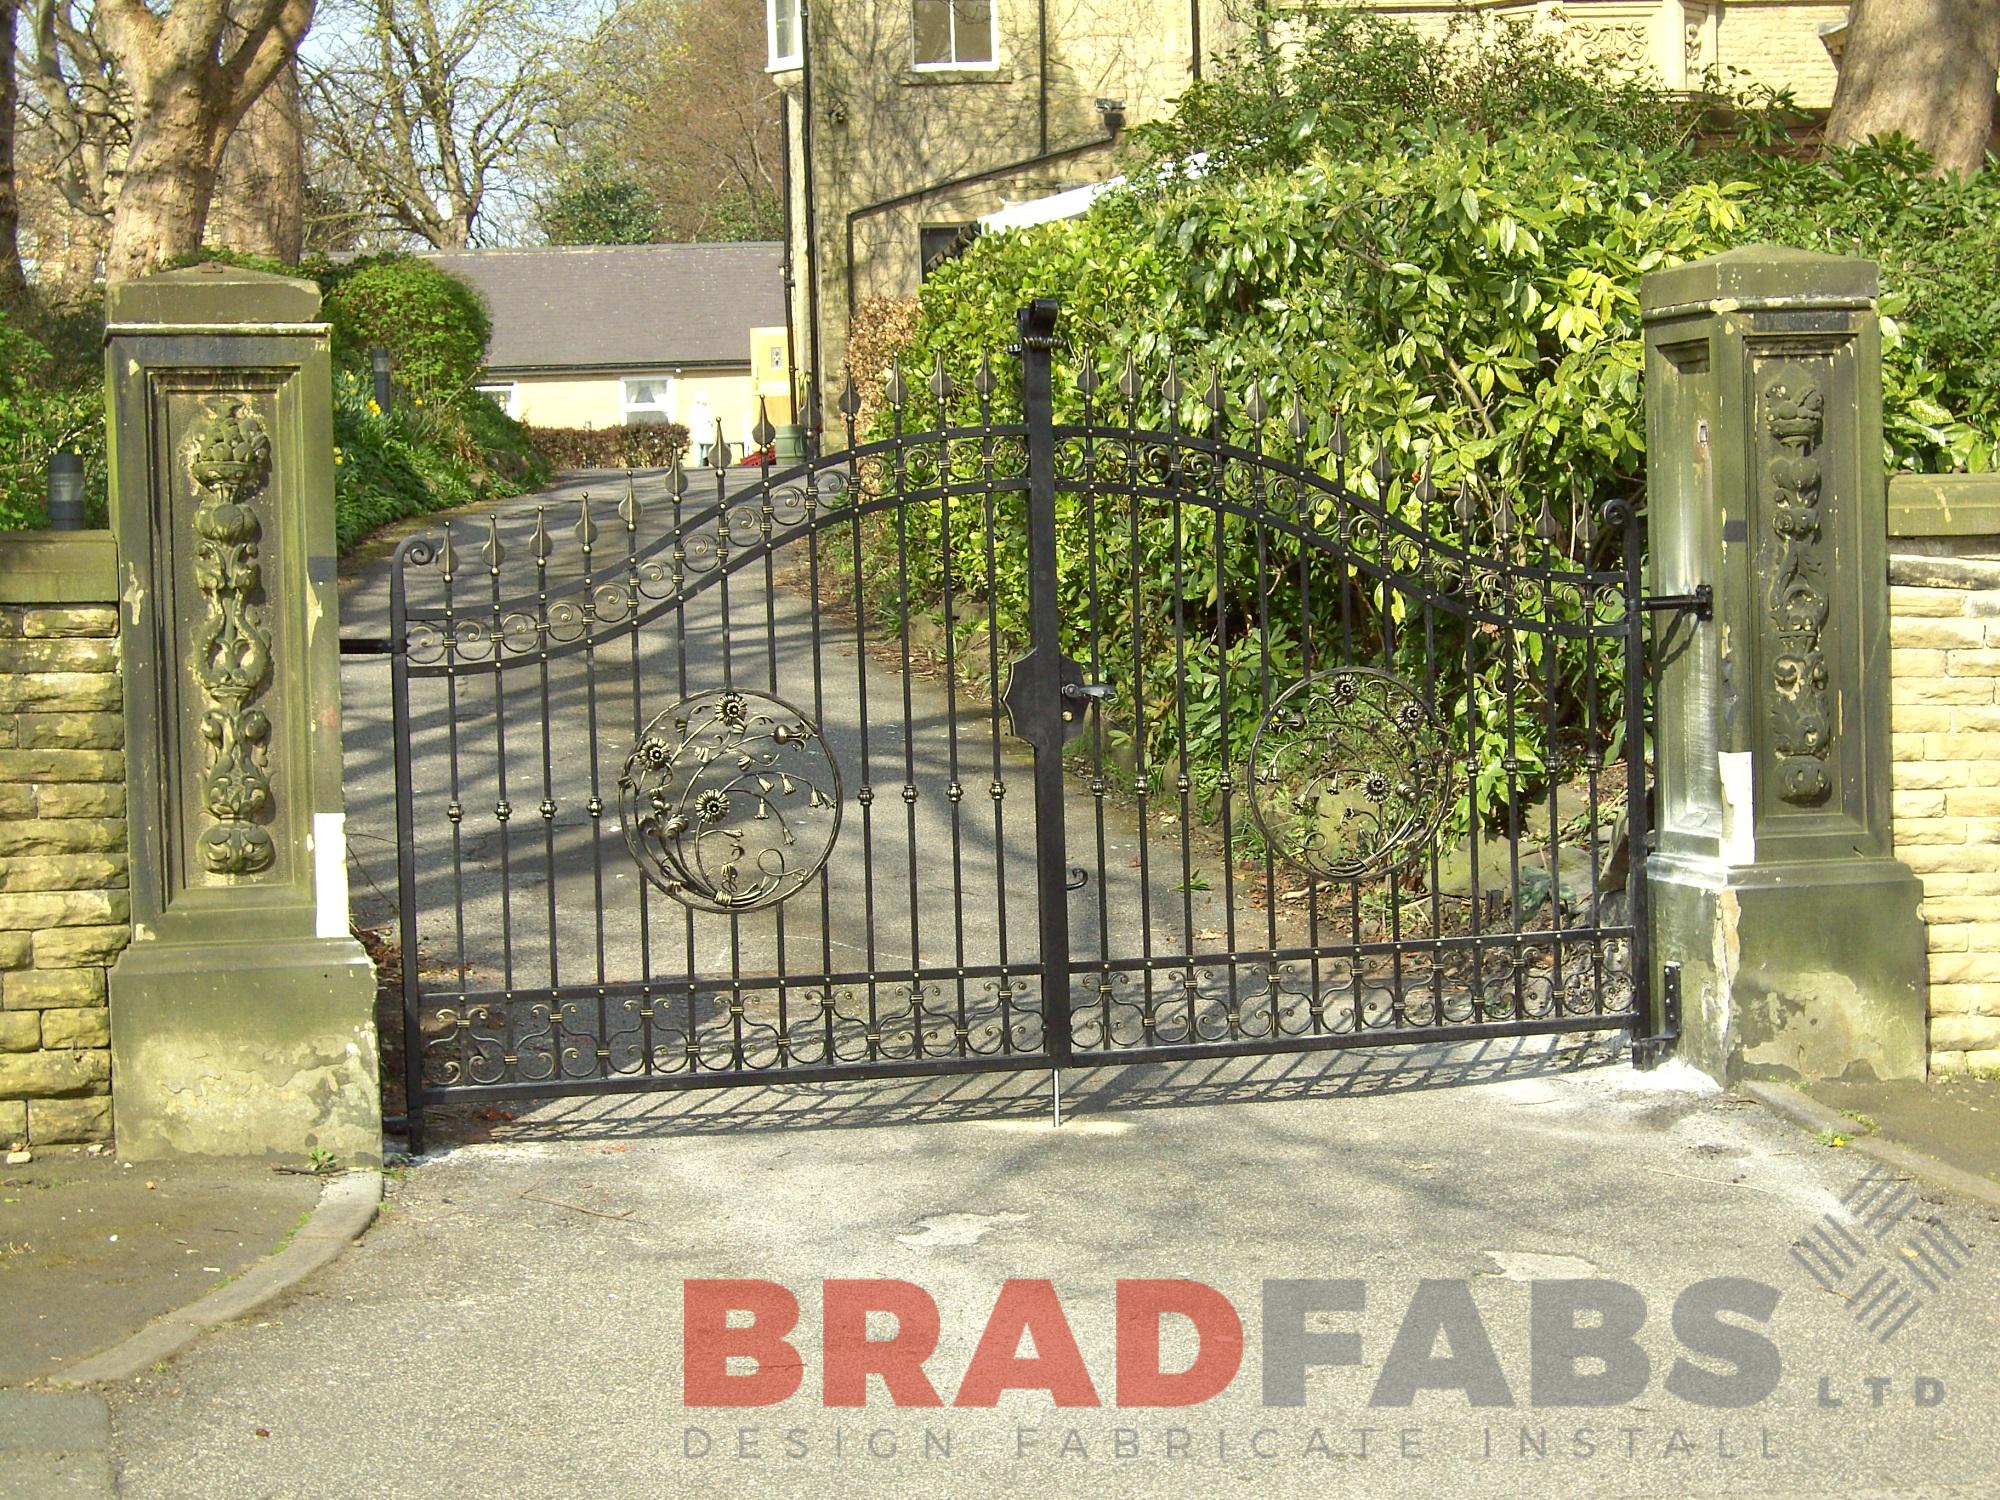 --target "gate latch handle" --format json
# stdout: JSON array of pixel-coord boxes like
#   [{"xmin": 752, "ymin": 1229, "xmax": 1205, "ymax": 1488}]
[{"xmin": 1060, "ymin": 681, "xmax": 1115, "ymax": 702}]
